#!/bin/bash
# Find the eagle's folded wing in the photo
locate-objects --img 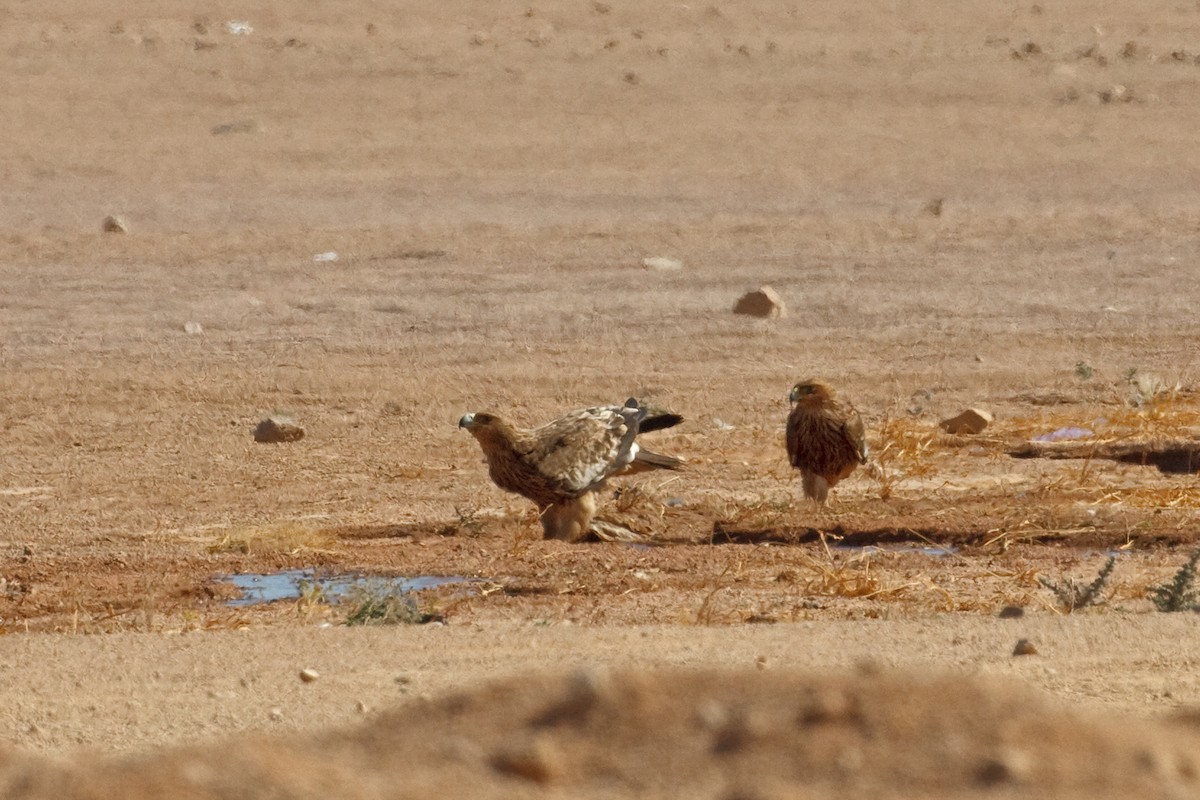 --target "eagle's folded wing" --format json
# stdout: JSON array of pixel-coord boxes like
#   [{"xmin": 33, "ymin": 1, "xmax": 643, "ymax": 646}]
[{"xmin": 528, "ymin": 405, "xmax": 638, "ymax": 494}]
